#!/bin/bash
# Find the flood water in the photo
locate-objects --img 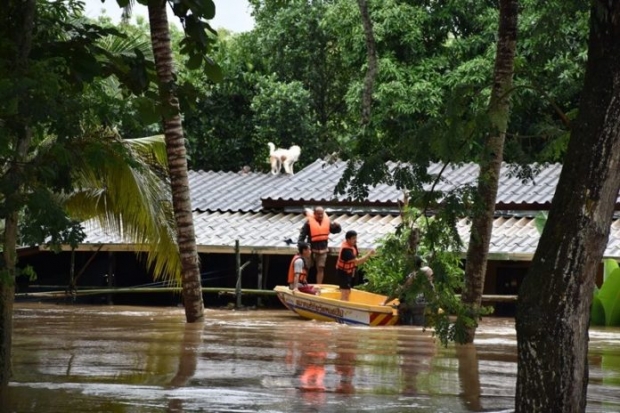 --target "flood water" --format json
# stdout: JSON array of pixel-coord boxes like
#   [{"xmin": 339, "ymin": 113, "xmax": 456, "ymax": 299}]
[{"xmin": 6, "ymin": 303, "xmax": 620, "ymax": 413}]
